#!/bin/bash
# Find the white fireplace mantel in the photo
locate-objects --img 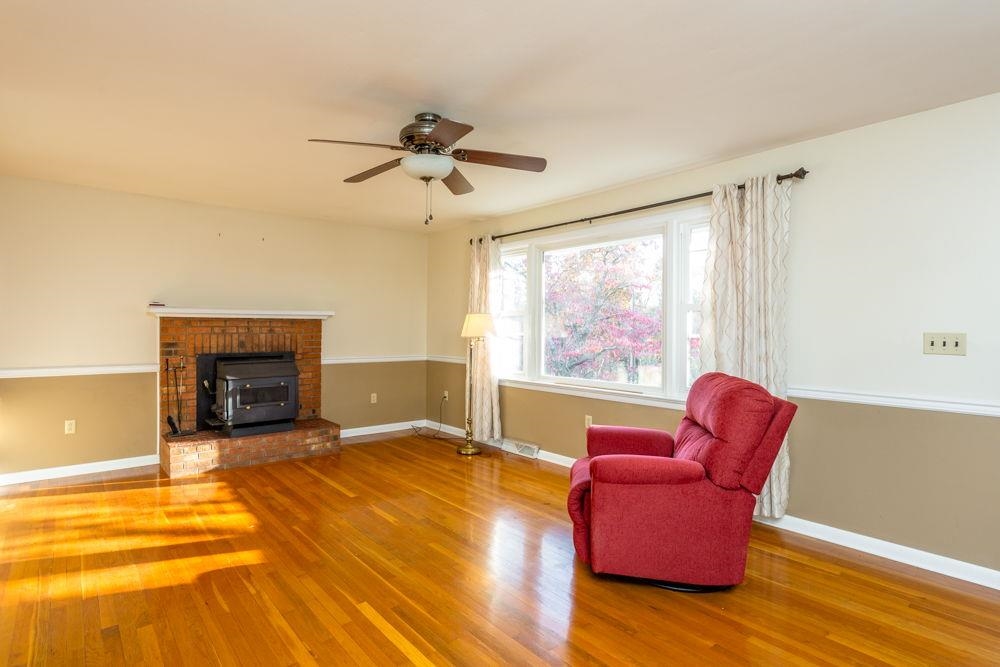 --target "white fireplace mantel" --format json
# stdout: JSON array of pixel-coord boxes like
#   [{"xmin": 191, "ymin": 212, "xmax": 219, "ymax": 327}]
[{"xmin": 146, "ymin": 305, "xmax": 335, "ymax": 319}]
